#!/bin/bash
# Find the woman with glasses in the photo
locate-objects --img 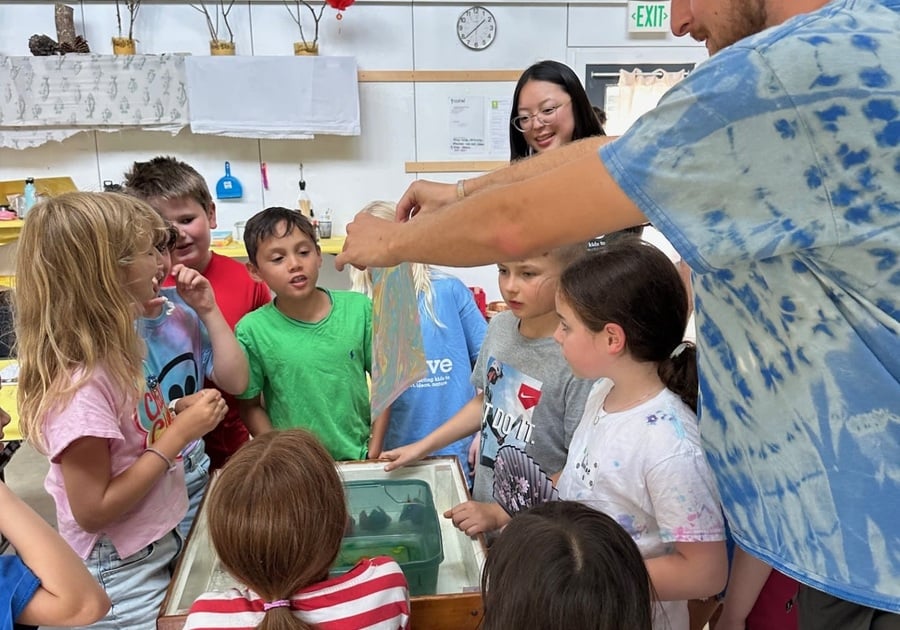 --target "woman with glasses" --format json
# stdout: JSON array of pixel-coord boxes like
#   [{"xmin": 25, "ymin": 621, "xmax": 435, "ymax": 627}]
[{"xmin": 510, "ymin": 60, "xmax": 605, "ymax": 161}]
